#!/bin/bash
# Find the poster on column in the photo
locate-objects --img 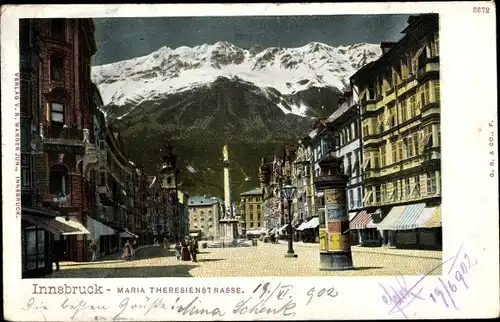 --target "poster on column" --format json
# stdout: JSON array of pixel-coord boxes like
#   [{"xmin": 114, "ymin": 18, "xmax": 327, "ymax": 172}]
[
  {"xmin": 319, "ymin": 230, "xmax": 327, "ymax": 251},
  {"xmin": 329, "ymin": 232, "xmax": 342, "ymax": 251},
  {"xmin": 324, "ymin": 189, "xmax": 345, "ymax": 204},
  {"xmin": 326, "ymin": 204, "xmax": 347, "ymax": 221}
]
